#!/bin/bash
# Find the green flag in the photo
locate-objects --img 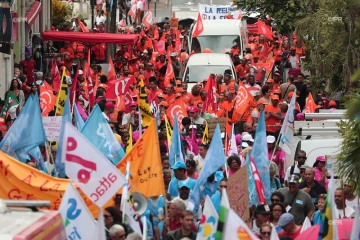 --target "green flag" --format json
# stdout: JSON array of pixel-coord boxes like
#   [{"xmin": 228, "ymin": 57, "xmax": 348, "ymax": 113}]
[
  {"xmin": 215, "ymin": 188, "xmax": 230, "ymax": 240},
  {"xmin": 1, "ymin": 91, "xmax": 19, "ymax": 117}
]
